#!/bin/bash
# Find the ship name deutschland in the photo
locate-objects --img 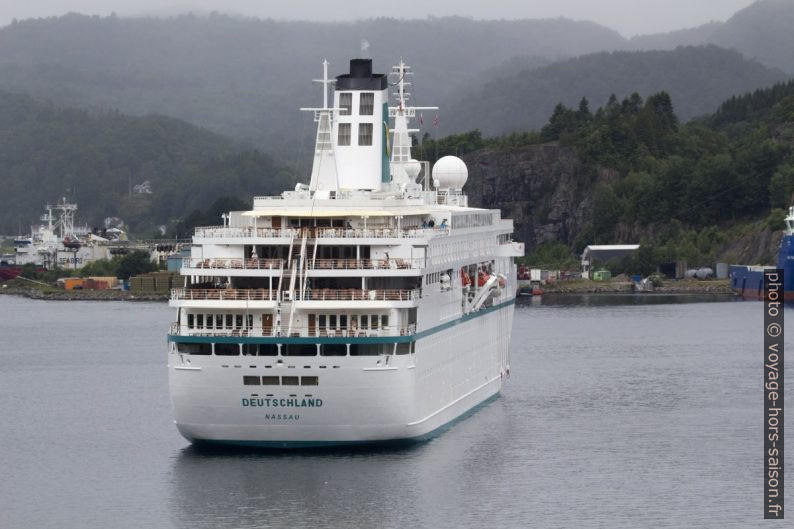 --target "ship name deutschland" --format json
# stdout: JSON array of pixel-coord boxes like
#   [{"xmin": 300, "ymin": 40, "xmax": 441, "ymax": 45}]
[{"xmin": 242, "ymin": 397, "xmax": 323, "ymax": 408}]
